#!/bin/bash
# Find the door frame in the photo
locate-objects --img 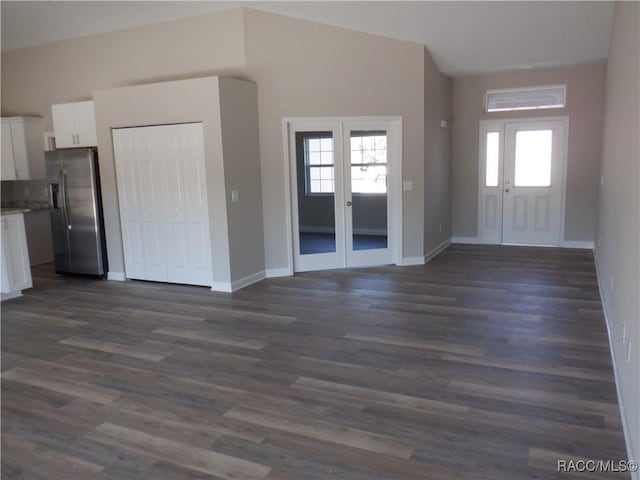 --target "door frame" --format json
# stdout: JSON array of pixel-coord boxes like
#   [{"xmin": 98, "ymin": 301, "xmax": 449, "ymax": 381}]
[
  {"xmin": 282, "ymin": 116, "xmax": 403, "ymax": 273},
  {"xmin": 477, "ymin": 115, "xmax": 569, "ymax": 246}
]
